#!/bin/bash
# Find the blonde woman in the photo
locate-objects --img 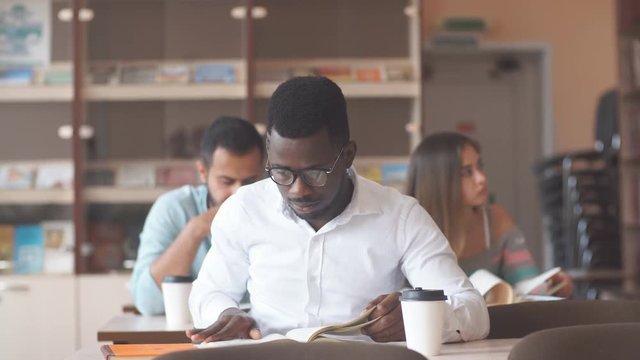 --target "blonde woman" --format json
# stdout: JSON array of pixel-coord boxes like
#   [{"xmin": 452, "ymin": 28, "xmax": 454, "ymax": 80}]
[{"xmin": 407, "ymin": 132, "xmax": 572, "ymax": 297}]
